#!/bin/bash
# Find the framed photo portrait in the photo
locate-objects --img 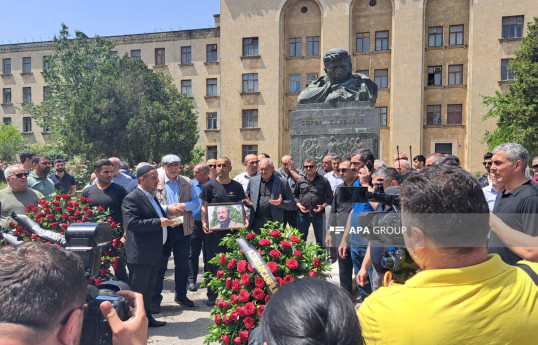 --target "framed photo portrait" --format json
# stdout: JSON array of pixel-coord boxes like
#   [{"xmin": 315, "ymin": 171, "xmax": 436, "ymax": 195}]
[{"xmin": 206, "ymin": 202, "xmax": 247, "ymax": 231}]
